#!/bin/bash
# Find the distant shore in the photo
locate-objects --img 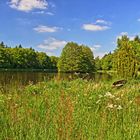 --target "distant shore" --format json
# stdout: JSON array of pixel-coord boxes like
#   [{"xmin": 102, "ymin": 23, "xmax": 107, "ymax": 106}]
[{"xmin": 0, "ymin": 68, "xmax": 58, "ymax": 72}]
